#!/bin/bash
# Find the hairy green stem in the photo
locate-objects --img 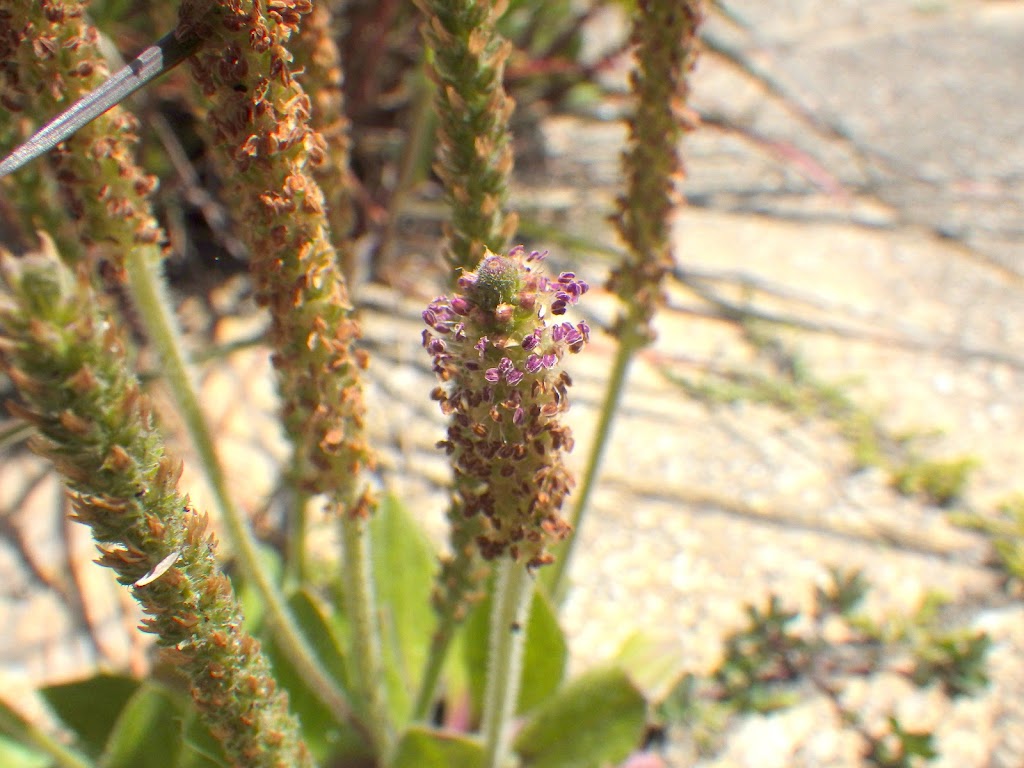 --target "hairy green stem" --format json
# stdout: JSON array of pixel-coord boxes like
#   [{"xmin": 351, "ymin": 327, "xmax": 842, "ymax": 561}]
[
  {"xmin": 340, "ymin": 511, "xmax": 394, "ymax": 761},
  {"xmin": 412, "ymin": 595, "xmax": 458, "ymax": 722},
  {"xmin": 284, "ymin": 486, "xmax": 310, "ymax": 588},
  {"xmin": 481, "ymin": 558, "xmax": 532, "ymax": 768}
]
